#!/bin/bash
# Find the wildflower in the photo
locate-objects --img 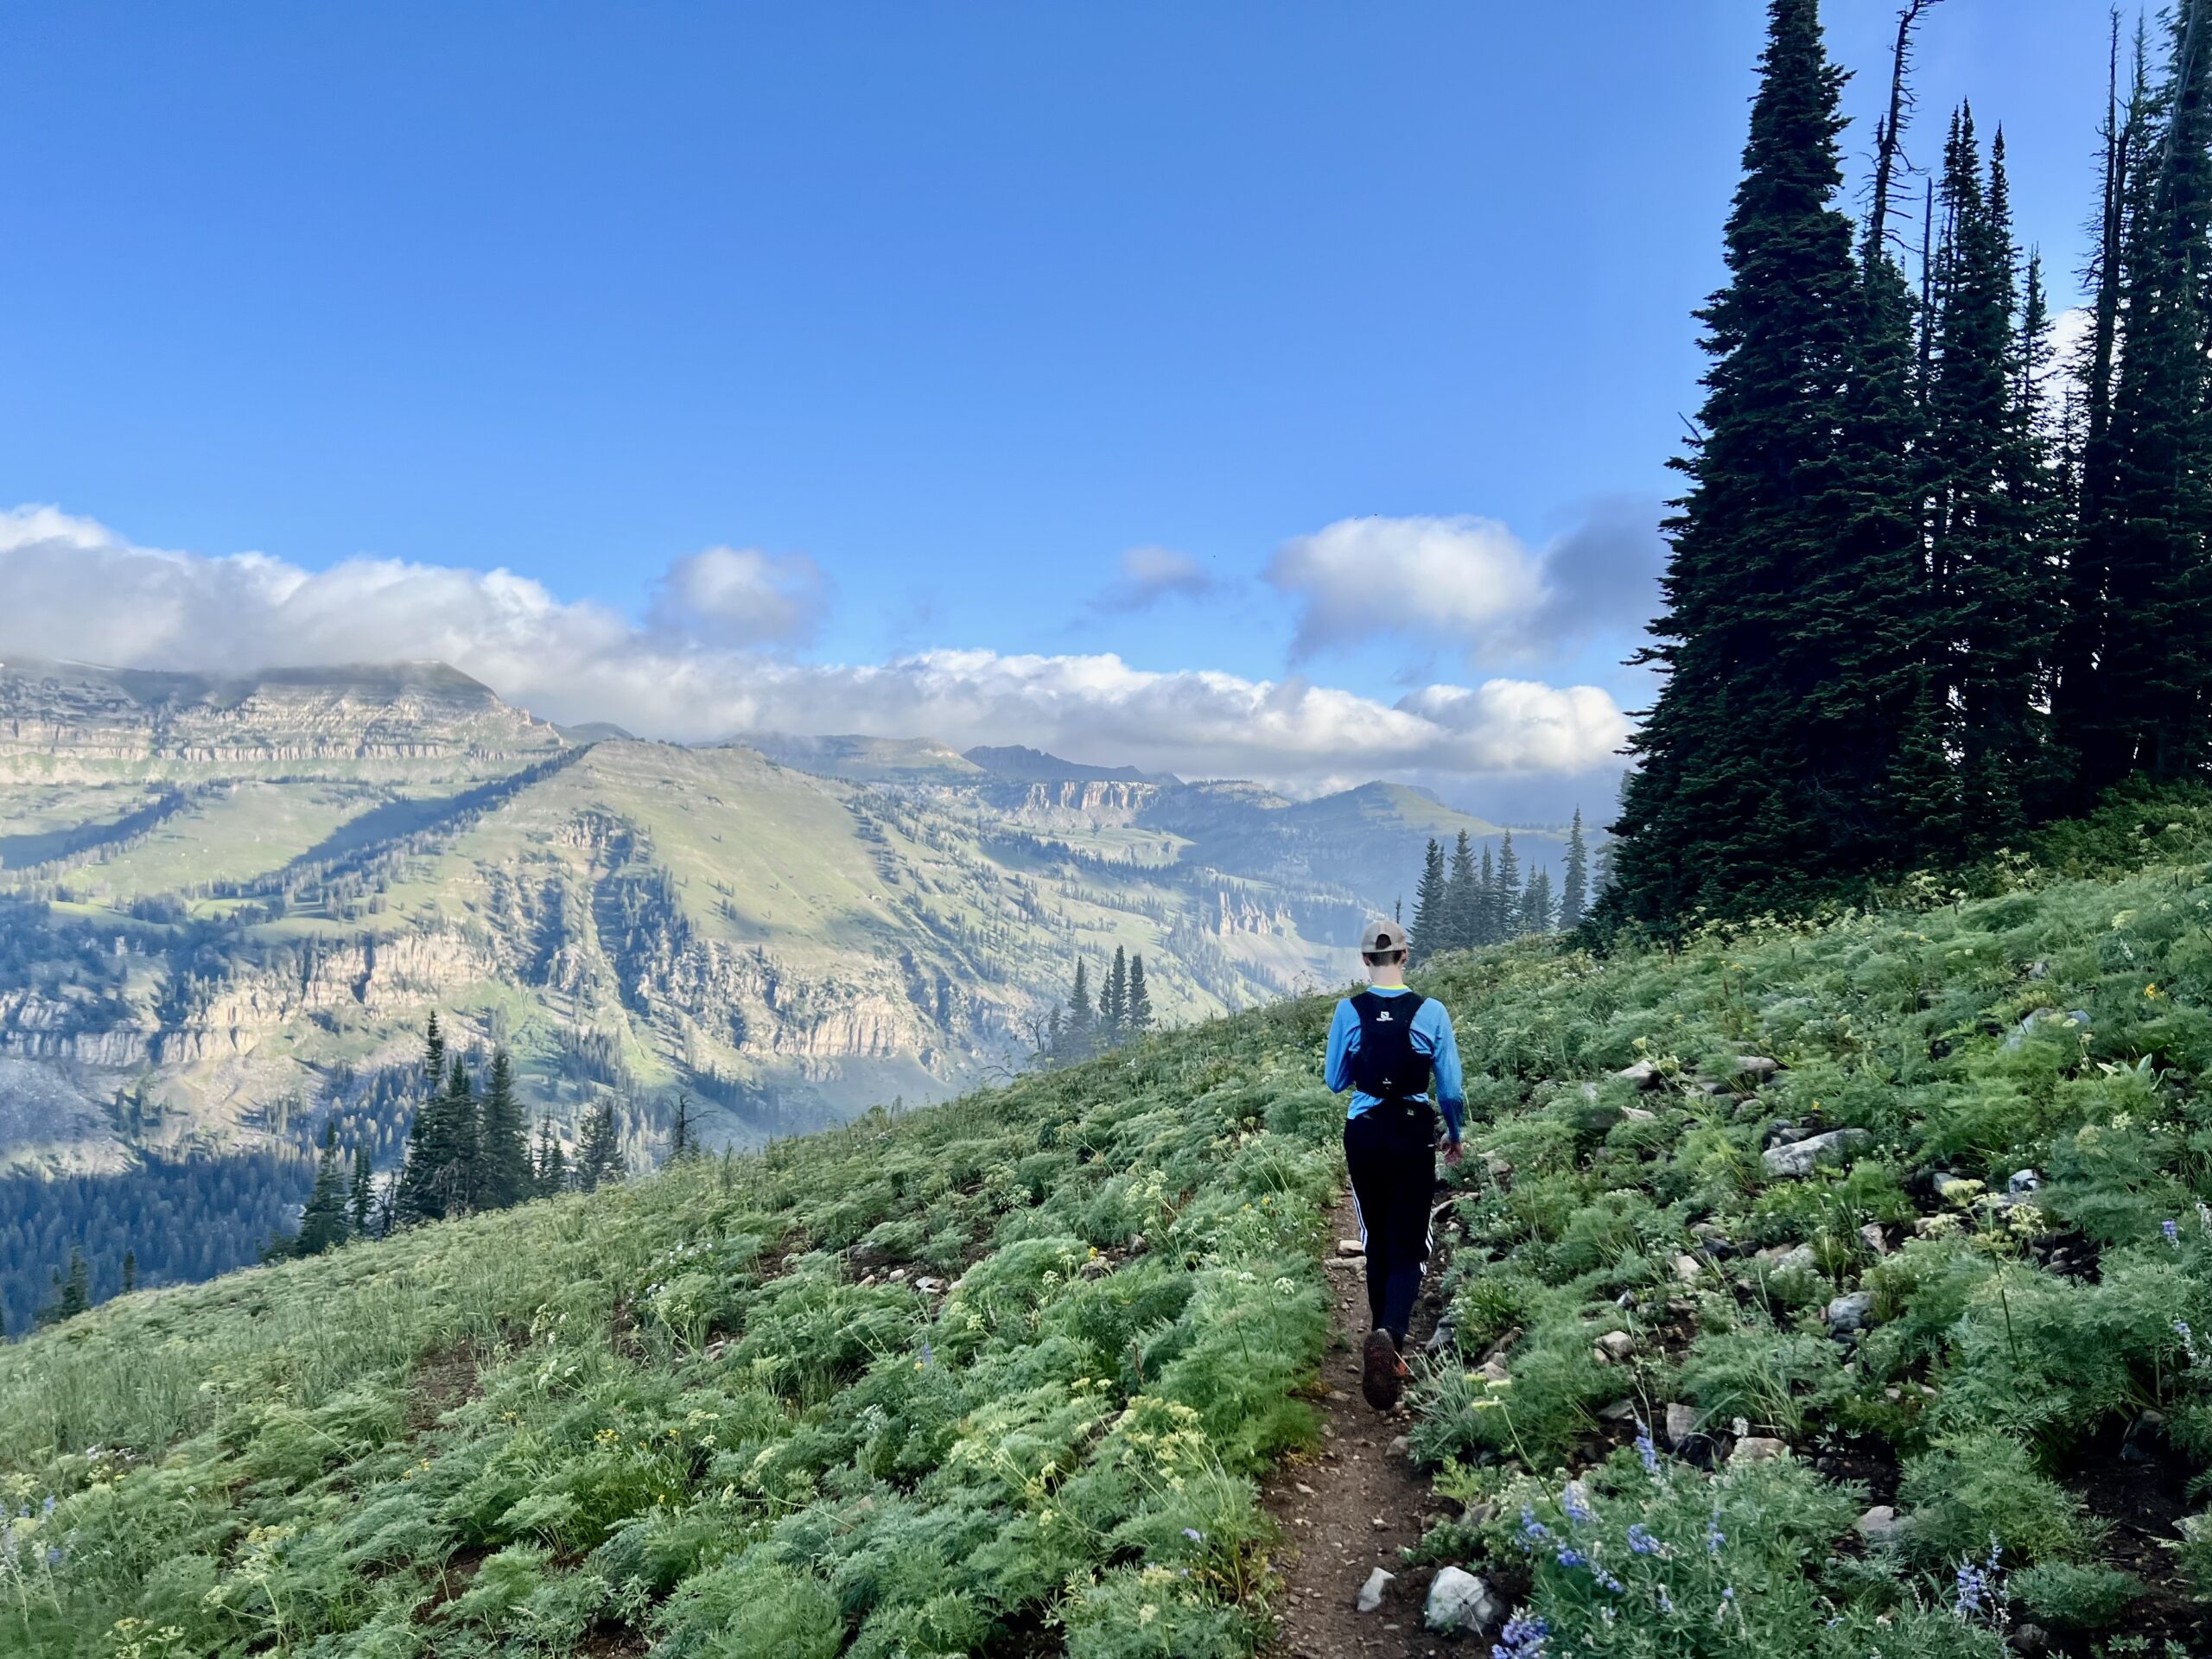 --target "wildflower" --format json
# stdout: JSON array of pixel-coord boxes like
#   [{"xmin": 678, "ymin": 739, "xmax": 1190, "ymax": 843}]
[
  {"xmin": 2179, "ymin": 1320, "xmax": 2202, "ymax": 1365},
  {"xmin": 2147, "ymin": 983, "xmax": 2164, "ymax": 999},
  {"xmin": 1516, "ymin": 1505, "xmax": 1553, "ymax": 1553},
  {"xmin": 1491, "ymin": 1611, "xmax": 1549, "ymax": 1659},
  {"xmin": 1626, "ymin": 1522, "xmax": 1662, "ymax": 1555},
  {"xmin": 1555, "ymin": 1545, "xmax": 1589, "ymax": 1568},
  {"xmin": 1561, "ymin": 1481, "xmax": 1596, "ymax": 1525},
  {"xmin": 2166, "ymin": 1218, "xmax": 2183, "ymax": 1249},
  {"xmin": 1656, "ymin": 1584, "xmax": 1675, "ymax": 1614},
  {"xmin": 1182, "ymin": 1528, "xmax": 1205, "ymax": 1543},
  {"xmin": 1634, "ymin": 1420, "xmax": 1659, "ymax": 1475},
  {"xmin": 1705, "ymin": 1505, "xmax": 1726, "ymax": 1556}
]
